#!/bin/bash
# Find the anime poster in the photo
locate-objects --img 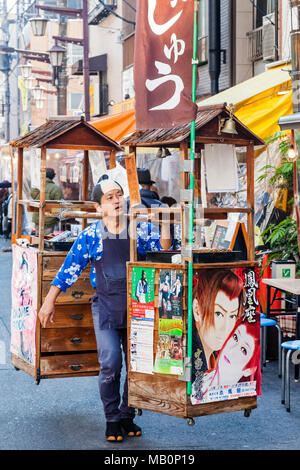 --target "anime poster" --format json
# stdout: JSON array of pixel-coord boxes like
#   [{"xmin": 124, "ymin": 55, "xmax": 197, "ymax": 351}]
[
  {"xmin": 158, "ymin": 269, "xmax": 183, "ymax": 319},
  {"xmin": 191, "ymin": 267, "xmax": 261, "ymax": 405},
  {"xmin": 10, "ymin": 246, "xmax": 38, "ymax": 366},
  {"xmin": 131, "ymin": 267, "xmax": 156, "ymax": 321},
  {"xmin": 154, "ymin": 270, "xmax": 184, "ymax": 376}
]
